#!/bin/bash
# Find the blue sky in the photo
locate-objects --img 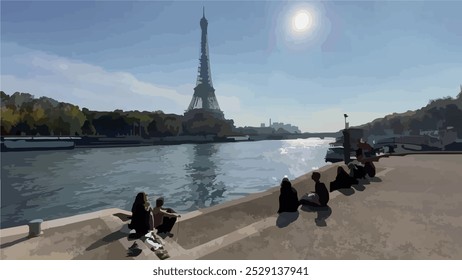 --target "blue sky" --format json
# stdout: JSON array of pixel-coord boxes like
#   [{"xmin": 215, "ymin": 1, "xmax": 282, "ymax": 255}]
[{"xmin": 1, "ymin": 0, "xmax": 461, "ymax": 132}]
